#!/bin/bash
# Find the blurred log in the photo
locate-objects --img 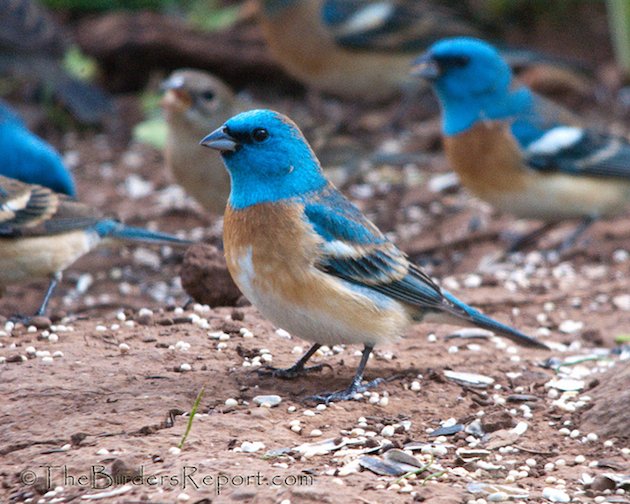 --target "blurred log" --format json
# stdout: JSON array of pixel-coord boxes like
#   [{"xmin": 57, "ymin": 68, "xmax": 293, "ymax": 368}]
[{"xmin": 75, "ymin": 11, "xmax": 299, "ymax": 92}]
